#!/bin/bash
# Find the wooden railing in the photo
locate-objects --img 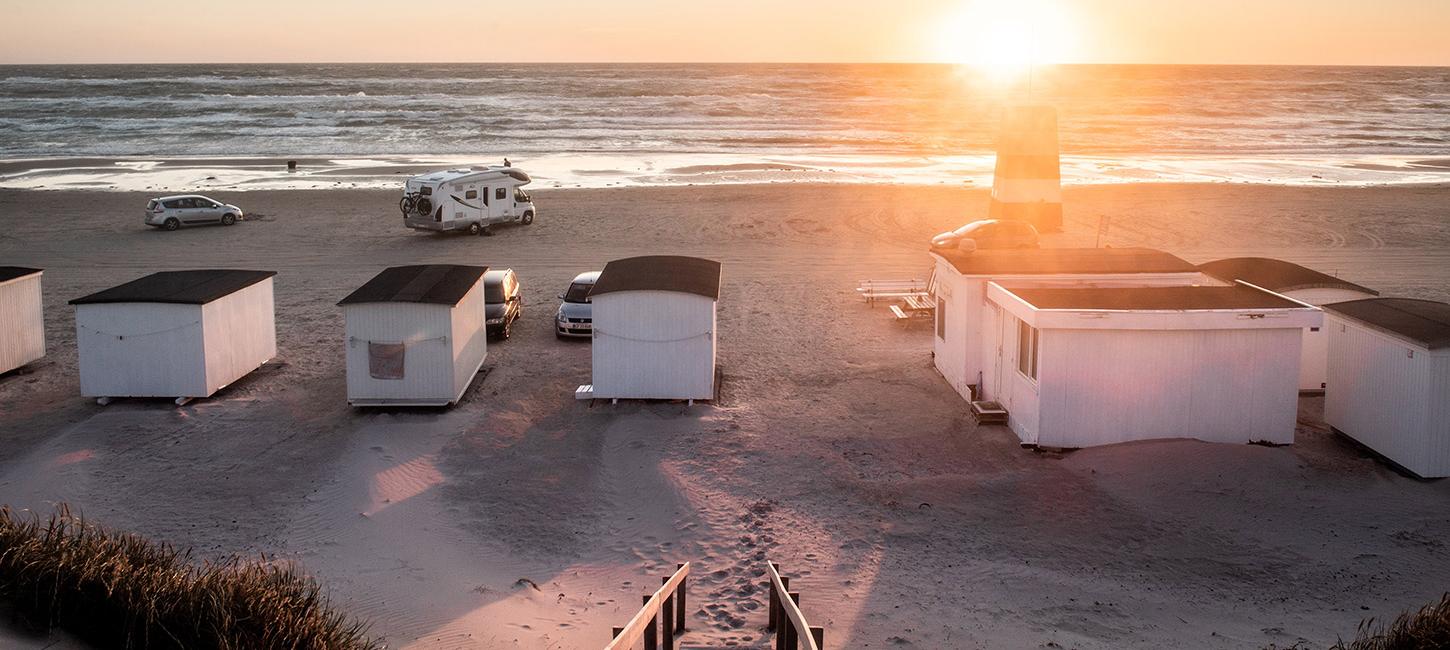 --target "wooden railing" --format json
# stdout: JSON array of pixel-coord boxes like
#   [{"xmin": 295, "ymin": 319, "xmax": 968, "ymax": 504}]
[
  {"xmin": 766, "ymin": 562, "xmax": 823, "ymax": 650},
  {"xmin": 606, "ymin": 562, "xmax": 690, "ymax": 650}
]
